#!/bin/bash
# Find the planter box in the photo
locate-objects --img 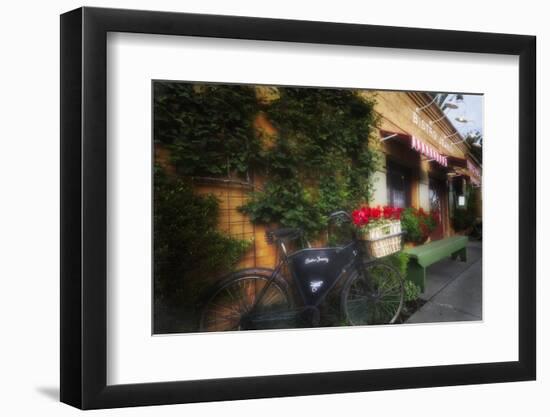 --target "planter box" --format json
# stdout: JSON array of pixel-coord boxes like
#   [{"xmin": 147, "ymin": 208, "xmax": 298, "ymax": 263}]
[{"xmin": 359, "ymin": 221, "xmax": 402, "ymax": 258}]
